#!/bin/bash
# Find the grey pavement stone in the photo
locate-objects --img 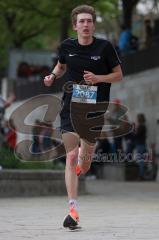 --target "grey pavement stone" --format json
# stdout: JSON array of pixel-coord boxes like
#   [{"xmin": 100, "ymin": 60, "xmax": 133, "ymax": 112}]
[{"xmin": 0, "ymin": 180, "xmax": 159, "ymax": 240}]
